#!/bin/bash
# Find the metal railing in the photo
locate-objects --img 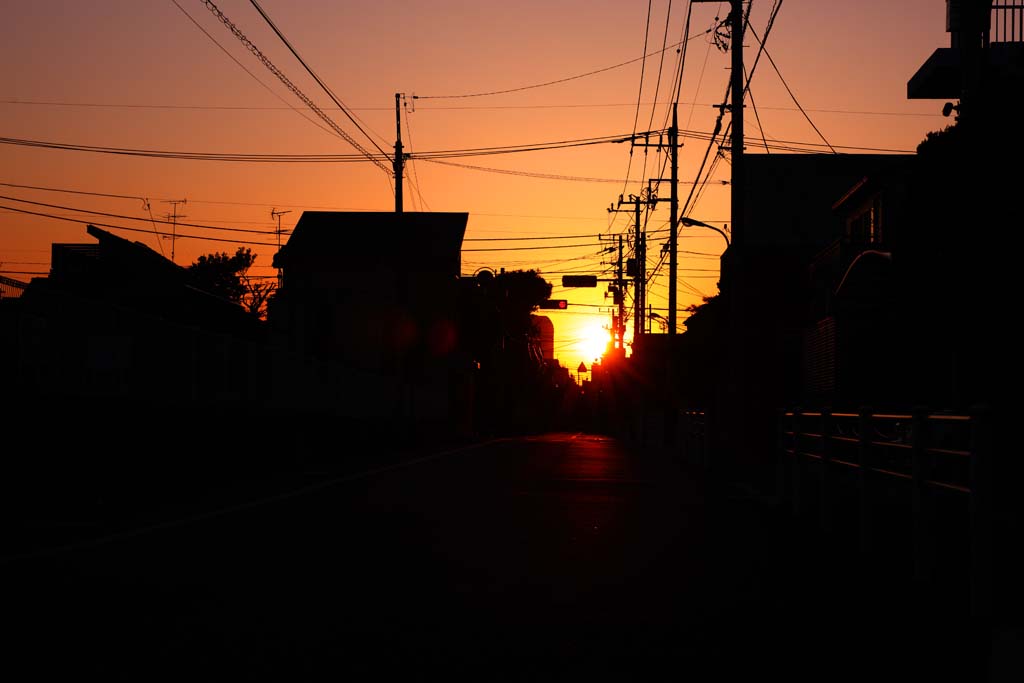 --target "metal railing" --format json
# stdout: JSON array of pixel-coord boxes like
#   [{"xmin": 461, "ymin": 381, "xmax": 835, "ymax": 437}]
[
  {"xmin": 779, "ymin": 406, "xmax": 992, "ymax": 618},
  {"xmin": 0, "ymin": 275, "xmax": 28, "ymax": 299},
  {"xmin": 992, "ymin": 2, "xmax": 1024, "ymax": 43}
]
